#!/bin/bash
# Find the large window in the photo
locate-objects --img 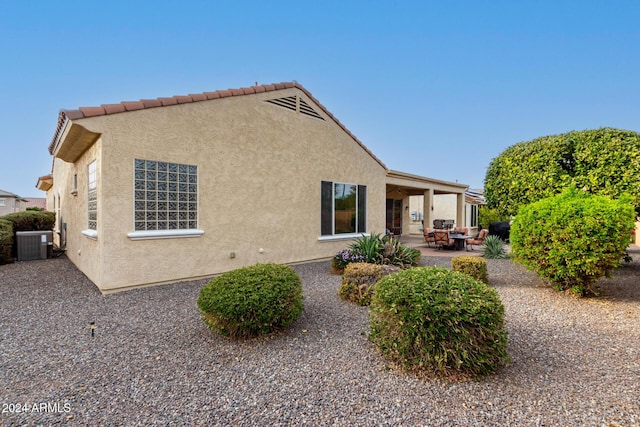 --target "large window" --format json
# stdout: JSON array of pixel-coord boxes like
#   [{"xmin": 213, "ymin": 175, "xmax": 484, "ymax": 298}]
[
  {"xmin": 470, "ymin": 204, "xmax": 478, "ymax": 228},
  {"xmin": 134, "ymin": 159, "xmax": 198, "ymax": 231},
  {"xmin": 87, "ymin": 161, "xmax": 97, "ymax": 230},
  {"xmin": 321, "ymin": 181, "xmax": 366, "ymax": 236}
]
